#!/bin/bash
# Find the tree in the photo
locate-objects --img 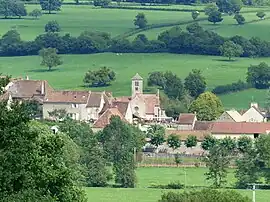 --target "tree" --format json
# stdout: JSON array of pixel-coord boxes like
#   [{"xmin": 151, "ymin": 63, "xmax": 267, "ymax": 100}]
[
  {"xmin": 0, "ymin": 74, "xmax": 11, "ymax": 95},
  {"xmin": 99, "ymin": 116, "xmax": 145, "ymax": 188},
  {"xmin": 219, "ymin": 40, "xmax": 244, "ymax": 60},
  {"xmin": 237, "ymin": 136, "xmax": 253, "ymax": 153},
  {"xmin": 189, "ymin": 92, "xmax": 224, "ymax": 121},
  {"xmin": 159, "ymin": 189, "xmax": 251, "ymax": 202},
  {"xmin": 184, "ymin": 135, "xmax": 197, "ymax": 148},
  {"xmin": 167, "ymin": 134, "xmax": 181, "ymax": 150},
  {"xmin": 83, "ymin": 66, "xmax": 116, "ymax": 87},
  {"xmin": 163, "ymin": 71, "xmax": 185, "ymax": 101},
  {"xmin": 201, "ymin": 135, "xmax": 217, "ymax": 151},
  {"xmin": 203, "ymin": 143, "xmax": 232, "ymax": 188},
  {"xmin": 147, "ymin": 125, "xmax": 166, "ymax": 148},
  {"xmin": 208, "ymin": 10, "xmax": 223, "ymax": 24},
  {"xmin": 93, "ymin": 0, "xmax": 111, "ymax": 6},
  {"xmin": 216, "ymin": 0, "xmax": 243, "ymax": 14},
  {"xmin": 191, "ymin": 11, "xmax": 200, "ymax": 20},
  {"xmin": 39, "ymin": 48, "xmax": 63, "ymax": 71},
  {"xmin": 29, "ymin": 9, "xmax": 42, "ymax": 19},
  {"xmin": 147, "ymin": 71, "xmax": 165, "ymax": 88},
  {"xmin": 45, "ymin": 20, "xmax": 61, "ymax": 32},
  {"xmin": 48, "ymin": 108, "xmax": 67, "ymax": 121},
  {"xmin": 246, "ymin": 62, "xmax": 270, "ymax": 89},
  {"xmin": 256, "ymin": 11, "xmax": 266, "ymax": 19},
  {"xmin": 0, "ymin": 0, "xmax": 27, "ymax": 19},
  {"xmin": 0, "ymin": 102, "xmax": 86, "ymax": 201},
  {"xmin": 40, "ymin": 0, "xmax": 62, "ymax": 14},
  {"xmin": 134, "ymin": 13, "xmax": 147, "ymax": 29},
  {"xmin": 184, "ymin": 69, "xmax": 206, "ymax": 98},
  {"xmin": 234, "ymin": 13, "xmax": 245, "ymax": 25},
  {"xmin": 220, "ymin": 137, "xmax": 236, "ymax": 152},
  {"xmin": 174, "ymin": 153, "xmax": 182, "ymax": 167},
  {"xmin": 204, "ymin": 4, "xmax": 218, "ymax": 16}
]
